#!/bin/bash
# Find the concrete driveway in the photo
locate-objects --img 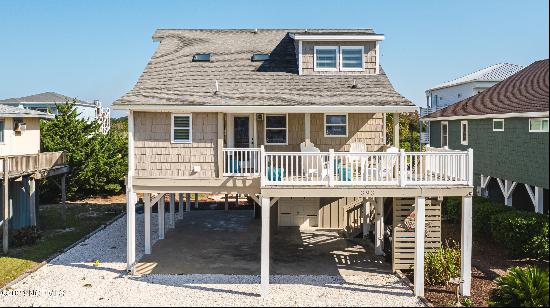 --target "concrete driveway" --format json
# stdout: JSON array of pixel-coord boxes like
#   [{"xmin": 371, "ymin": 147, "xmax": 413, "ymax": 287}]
[{"xmin": 136, "ymin": 210, "xmax": 389, "ymax": 276}]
